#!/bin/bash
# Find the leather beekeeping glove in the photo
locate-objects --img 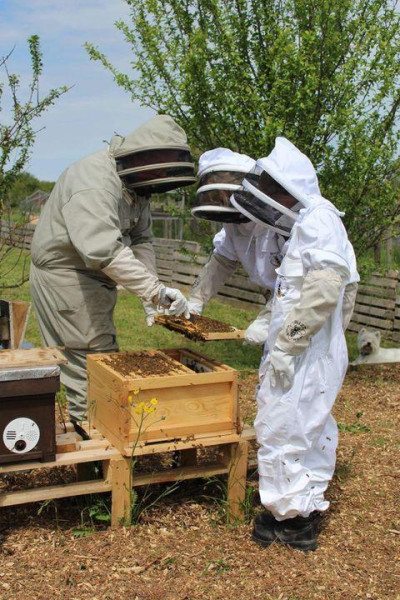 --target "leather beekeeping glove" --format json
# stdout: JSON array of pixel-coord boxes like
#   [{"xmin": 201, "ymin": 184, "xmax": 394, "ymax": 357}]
[
  {"xmin": 269, "ymin": 346, "xmax": 296, "ymax": 392},
  {"xmin": 187, "ymin": 300, "xmax": 203, "ymax": 316},
  {"xmin": 276, "ymin": 268, "xmax": 343, "ymax": 356},
  {"xmin": 269, "ymin": 268, "xmax": 343, "ymax": 393}
]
